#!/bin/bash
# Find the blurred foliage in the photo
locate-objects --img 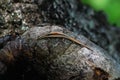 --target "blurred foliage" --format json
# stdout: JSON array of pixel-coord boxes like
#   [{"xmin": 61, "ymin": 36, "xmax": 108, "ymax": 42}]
[{"xmin": 82, "ymin": 0, "xmax": 120, "ymax": 27}]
